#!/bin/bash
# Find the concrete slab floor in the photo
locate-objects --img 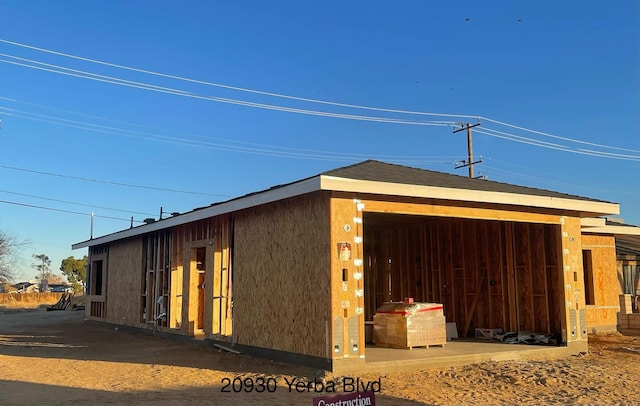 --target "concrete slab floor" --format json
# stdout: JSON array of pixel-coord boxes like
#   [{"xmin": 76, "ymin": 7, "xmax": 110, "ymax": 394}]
[{"xmin": 343, "ymin": 340, "xmax": 583, "ymax": 374}]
